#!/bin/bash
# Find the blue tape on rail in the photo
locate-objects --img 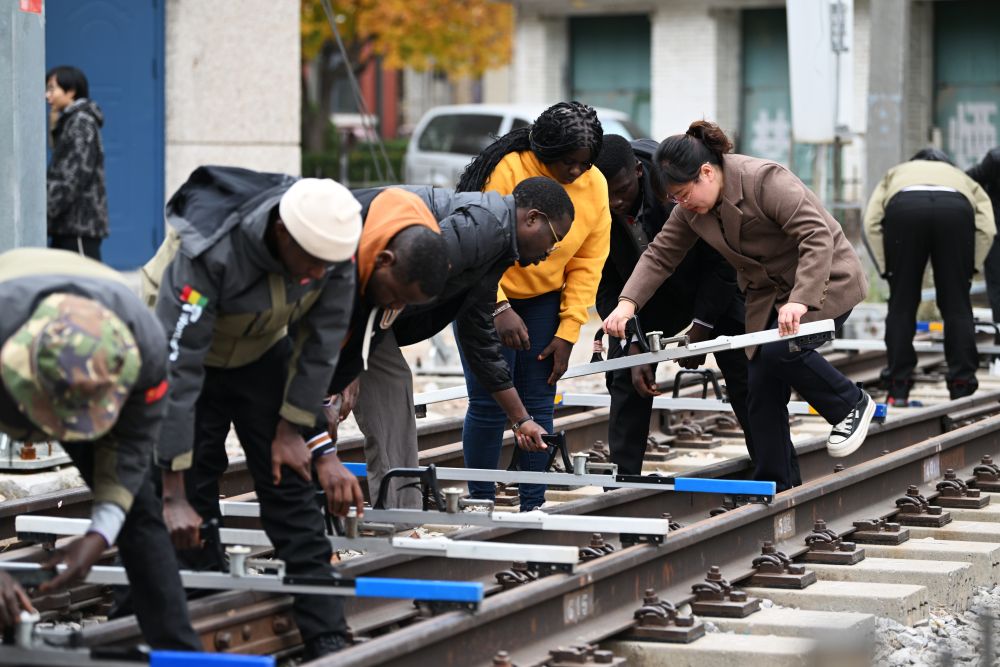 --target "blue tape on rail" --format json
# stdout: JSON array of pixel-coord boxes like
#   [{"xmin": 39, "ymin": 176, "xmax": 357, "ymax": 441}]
[
  {"xmin": 151, "ymin": 651, "xmax": 275, "ymax": 667},
  {"xmin": 356, "ymin": 577, "xmax": 484, "ymax": 602},
  {"xmin": 344, "ymin": 462, "xmax": 368, "ymax": 477},
  {"xmin": 674, "ymin": 477, "xmax": 777, "ymax": 496}
]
